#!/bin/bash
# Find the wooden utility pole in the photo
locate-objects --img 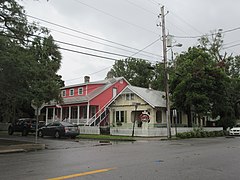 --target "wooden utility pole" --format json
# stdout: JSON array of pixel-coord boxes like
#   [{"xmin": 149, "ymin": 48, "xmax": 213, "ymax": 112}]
[{"xmin": 160, "ymin": 6, "xmax": 171, "ymax": 139}]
